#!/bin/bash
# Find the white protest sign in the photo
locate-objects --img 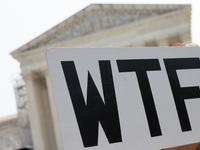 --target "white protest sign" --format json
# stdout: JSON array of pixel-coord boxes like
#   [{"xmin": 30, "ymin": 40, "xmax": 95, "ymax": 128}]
[{"xmin": 46, "ymin": 47, "xmax": 200, "ymax": 150}]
